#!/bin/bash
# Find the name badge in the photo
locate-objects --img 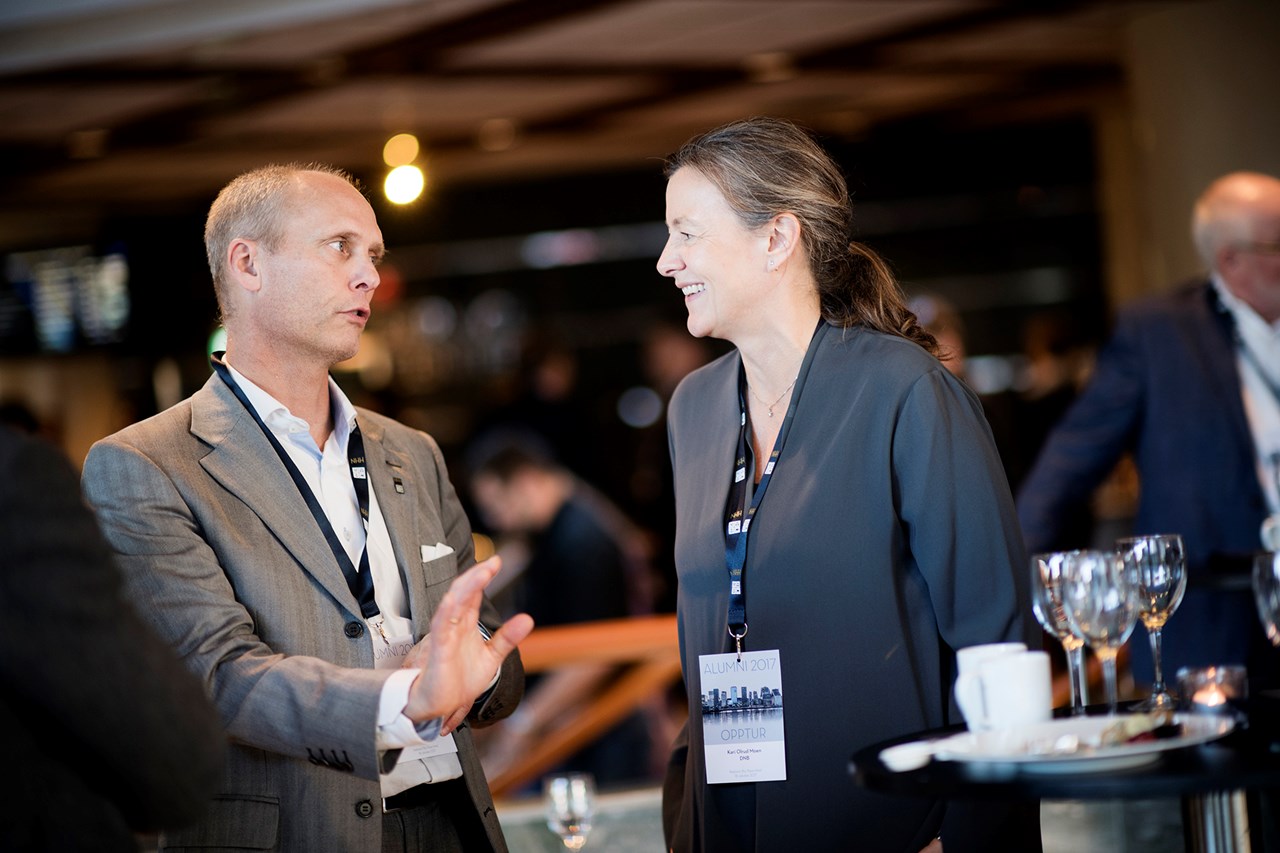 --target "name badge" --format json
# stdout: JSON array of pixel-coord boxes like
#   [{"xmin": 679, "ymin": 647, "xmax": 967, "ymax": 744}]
[
  {"xmin": 370, "ymin": 619, "xmax": 458, "ymax": 760},
  {"xmin": 697, "ymin": 649, "xmax": 786, "ymax": 784}
]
